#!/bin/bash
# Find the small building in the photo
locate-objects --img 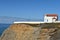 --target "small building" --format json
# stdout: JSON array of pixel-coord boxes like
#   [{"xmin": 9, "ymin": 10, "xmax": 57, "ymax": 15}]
[
  {"xmin": 14, "ymin": 14, "xmax": 59, "ymax": 24},
  {"xmin": 44, "ymin": 14, "xmax": 58, "ymax": 23}
]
